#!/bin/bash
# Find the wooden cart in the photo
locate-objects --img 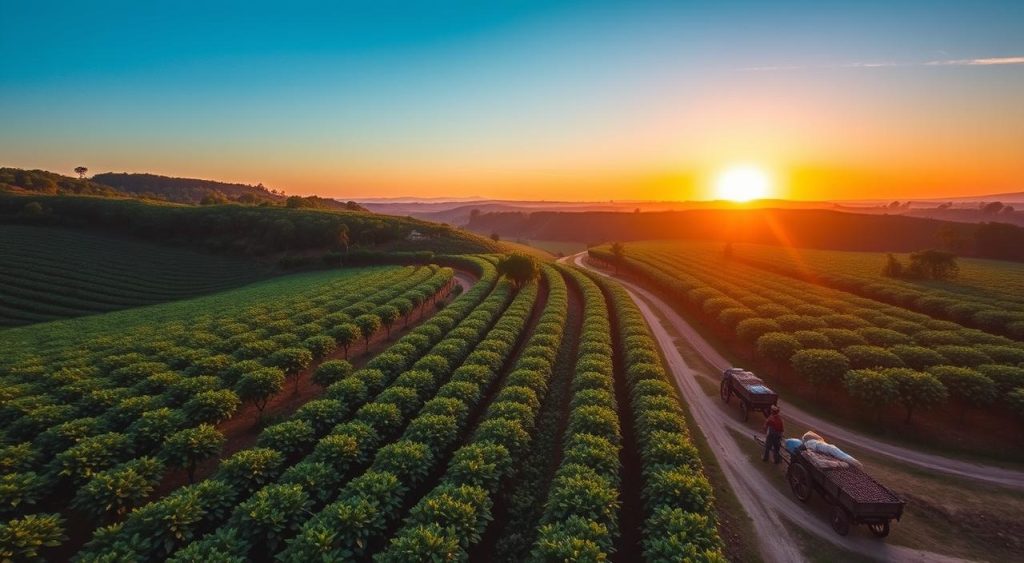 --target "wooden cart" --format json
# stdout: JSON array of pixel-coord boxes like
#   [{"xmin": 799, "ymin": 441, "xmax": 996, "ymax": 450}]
[
  {"xmin": 786, "ymin": 447, "xmax": 905, "ymax": 537},
  {"xmin": 720, "ymin": 368, "xmax": 778, "ymax": 422}
]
